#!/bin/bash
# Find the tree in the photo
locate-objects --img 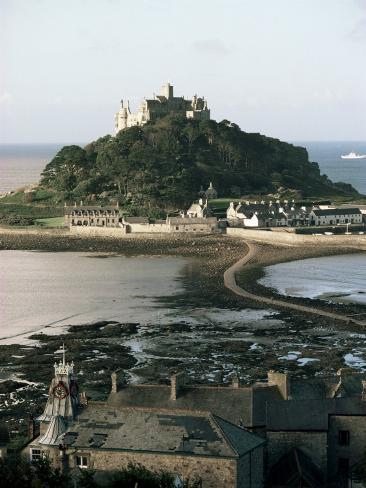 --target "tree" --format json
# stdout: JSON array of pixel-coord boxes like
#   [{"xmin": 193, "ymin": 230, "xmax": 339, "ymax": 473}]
[
  {"xmin": 39, "ymin": 115, "xmax": 359, "ymax": 211},
  {"xmin": 108, "ymin": 463, "xmax": 174, "ymax": 488}
]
